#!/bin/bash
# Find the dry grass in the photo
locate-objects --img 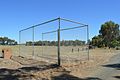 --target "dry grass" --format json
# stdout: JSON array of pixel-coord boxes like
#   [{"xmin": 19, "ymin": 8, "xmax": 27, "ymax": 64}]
[{"xmin": 0, "ymin": 45, "xmax": 119, "ymax": 79}]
